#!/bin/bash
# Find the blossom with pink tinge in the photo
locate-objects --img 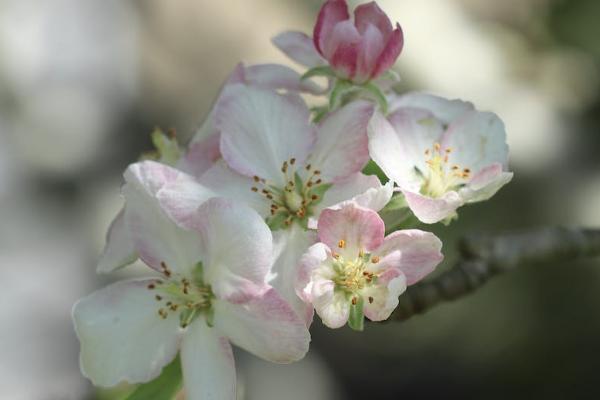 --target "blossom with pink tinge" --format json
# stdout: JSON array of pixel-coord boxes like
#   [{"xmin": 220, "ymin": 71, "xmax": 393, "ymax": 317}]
[
  {"xmin": 73, "ymin": 164, "xmax": 310, "ymax": 400},
  {"xmin": 369, "ymin": 92, "xmax": 514, "ymax": 224},
  {"xmin": 313, "ymin": 0, "xmax": 403, "ymax": 83},
  {"xmin": 296, "ymin": 202, "xmax": 443, "ymax": 329}
]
